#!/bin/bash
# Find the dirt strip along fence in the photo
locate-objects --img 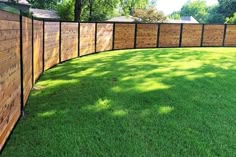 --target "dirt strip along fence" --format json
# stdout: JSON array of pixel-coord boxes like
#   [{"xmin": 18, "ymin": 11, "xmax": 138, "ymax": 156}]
[{"xmin": 0, "ymin": 9, "xmax": 236, "ymax": 150}]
